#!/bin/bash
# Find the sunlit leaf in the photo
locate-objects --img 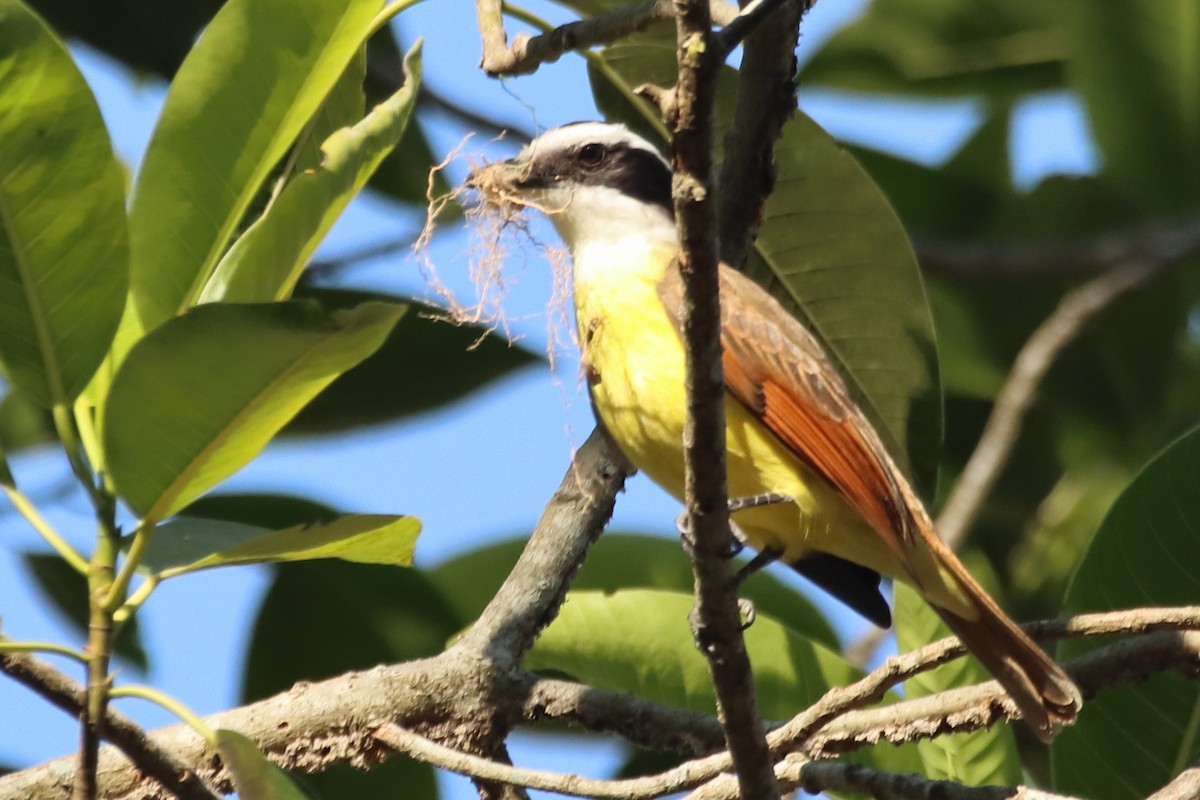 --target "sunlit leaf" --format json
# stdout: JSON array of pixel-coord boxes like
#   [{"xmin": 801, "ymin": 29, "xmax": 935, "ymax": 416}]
[
  {"xmin": 895, "ymin": 576, "xmax": 1021, "ymax": 785},
  {"xmin": 1051, "ymin": 426, "xmax": 1200, "ymax": 799},
  {"xmin": 127, "ymin": 0, "xmax": 385, "ymax": 329},
  {"xmin": 528, "ymin": 589, "xmax": 857, "ymax": 720},
  {"xmin": 103, "ymin": 301, "xmax": 402, "ymax": 521},
  {"xmin": 202, "ymin": 43, "xmax": 423, "ymax": 304},
  {"xmin": 0, "ymin": 0, "xmax": 127, "ymax": 407},
  {"xmin": 141, "ymin": 514, "xmax": 419, "ymax": 577},
  {"xmin": 430, "ymin": 533, "xmax": 837, "ymax": 646},
  {"xmin": 284, "ymin": 289, "xmax": 539, "ymax": 435}
]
